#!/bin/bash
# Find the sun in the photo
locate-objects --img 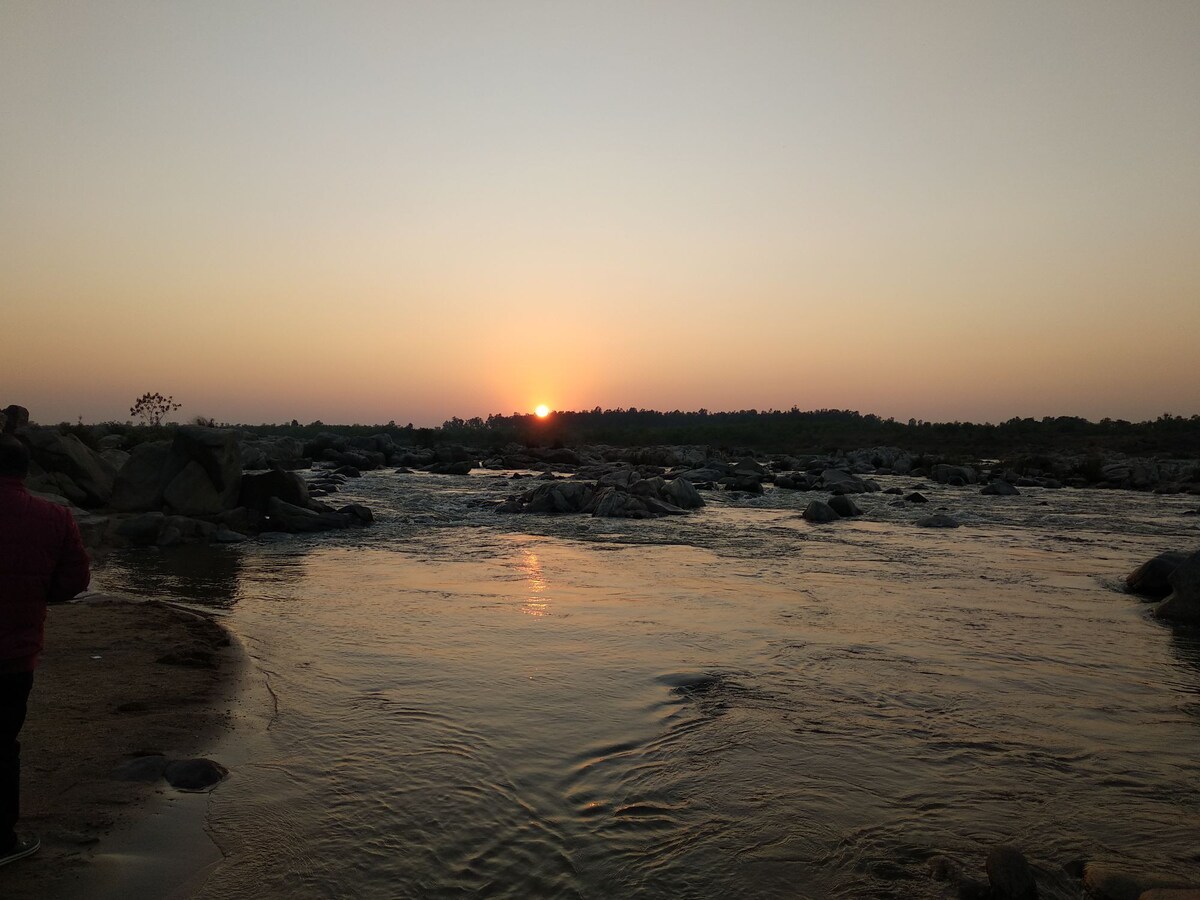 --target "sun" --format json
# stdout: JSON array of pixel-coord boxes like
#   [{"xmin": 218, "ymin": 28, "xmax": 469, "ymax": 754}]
[{"xmin": 535, "ymin": 404, "xmax": 550, "ymax": 418}]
